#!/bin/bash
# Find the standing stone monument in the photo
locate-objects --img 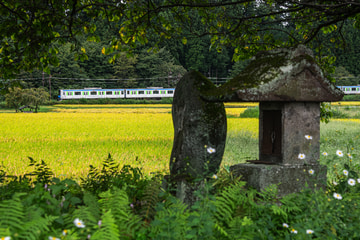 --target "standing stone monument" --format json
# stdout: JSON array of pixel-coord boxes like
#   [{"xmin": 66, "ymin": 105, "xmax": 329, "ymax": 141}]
[
  {"xmin": 170, "ymin": 70, "xmax": 227, "ymax": 205},
  {"xmin": 202, "ymin": 45, "xmax": 344, "ymax": 196}
]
